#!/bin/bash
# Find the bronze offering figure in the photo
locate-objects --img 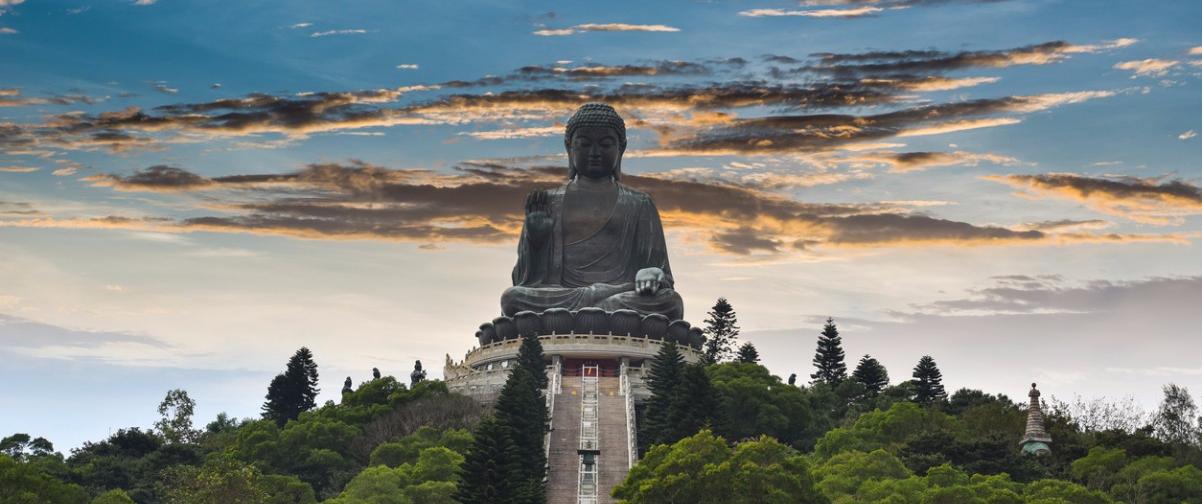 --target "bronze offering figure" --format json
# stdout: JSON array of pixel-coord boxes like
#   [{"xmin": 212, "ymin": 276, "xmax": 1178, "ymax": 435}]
[{"xmin": 500, "ymin": 103, "xmax": 683, "ymax": 320}]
